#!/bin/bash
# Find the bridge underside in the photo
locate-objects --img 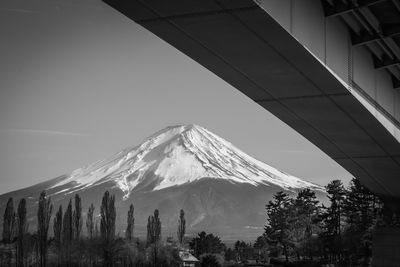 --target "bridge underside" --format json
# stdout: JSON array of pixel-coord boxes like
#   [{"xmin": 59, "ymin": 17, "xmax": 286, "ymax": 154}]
[{"xmin": 104, "ymin": 0, "xmax": 400, "ymax": 208}]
